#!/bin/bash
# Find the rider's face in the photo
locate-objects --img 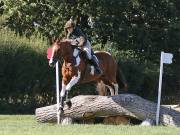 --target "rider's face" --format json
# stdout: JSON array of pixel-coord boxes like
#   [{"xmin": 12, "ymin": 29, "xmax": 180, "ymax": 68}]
[{"xmin": 67, "ymin": 27, "xmax": 73, "ymax": 34}]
